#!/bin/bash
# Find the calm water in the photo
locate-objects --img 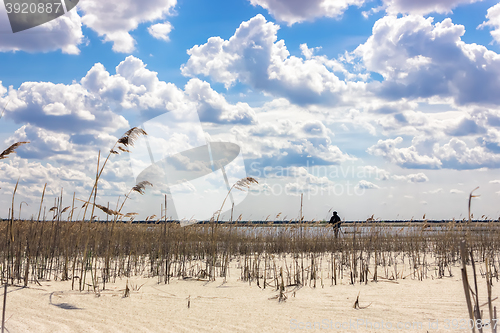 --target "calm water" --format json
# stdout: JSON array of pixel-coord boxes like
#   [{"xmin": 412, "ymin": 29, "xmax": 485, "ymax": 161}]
[{"xmin": 218, "ymin": 223, "xmax": 498, "ymax": 238}]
